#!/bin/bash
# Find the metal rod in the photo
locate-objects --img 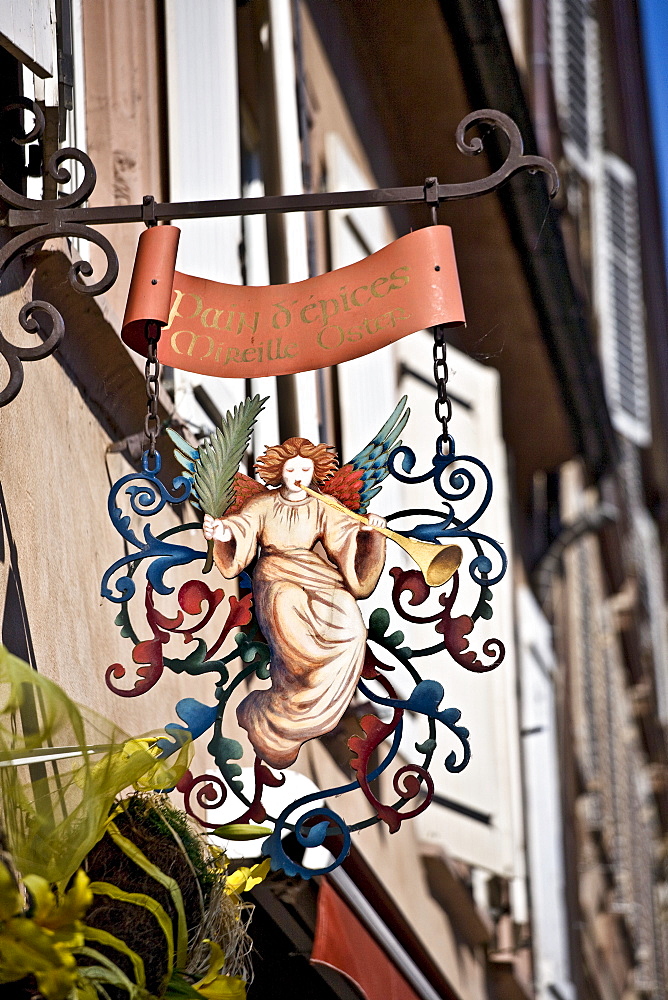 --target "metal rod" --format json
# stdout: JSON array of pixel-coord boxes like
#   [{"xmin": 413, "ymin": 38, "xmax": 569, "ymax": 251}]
[
  {"xmin": 5, "ymin": 158, "xmax": 557, "ymax": 229},
  {"xmin": 2, "ymin": 106, "xmax": 559, "ymax": 232},
  {"xmin": 5, "ymin": 184, "xmax": 451, "ymax": 228}
]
